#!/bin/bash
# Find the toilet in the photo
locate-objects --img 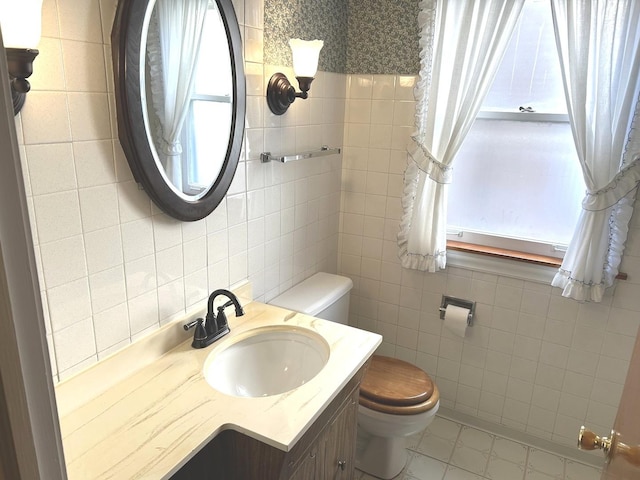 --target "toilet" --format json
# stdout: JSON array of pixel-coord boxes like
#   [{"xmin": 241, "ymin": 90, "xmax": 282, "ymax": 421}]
[{"xmin": 270, "ymin": 272, "xmax": 440, "ymax": 480}]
